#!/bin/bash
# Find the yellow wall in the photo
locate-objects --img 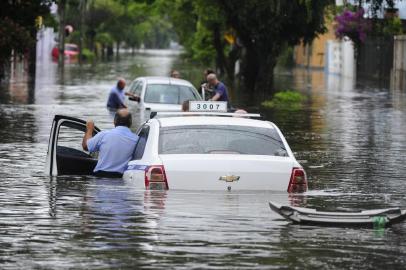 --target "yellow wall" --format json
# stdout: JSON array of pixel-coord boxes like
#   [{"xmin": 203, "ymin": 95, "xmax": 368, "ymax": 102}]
[{"xmin": 294, "ymin": 22, "xmax": 336, "ymax": 68}]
